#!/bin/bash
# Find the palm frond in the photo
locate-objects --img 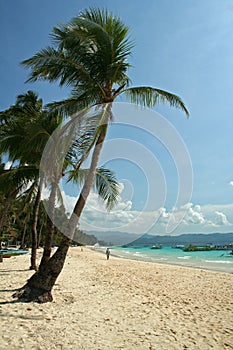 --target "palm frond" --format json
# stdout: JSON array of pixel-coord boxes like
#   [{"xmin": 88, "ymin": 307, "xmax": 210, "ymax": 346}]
[
  {"xmin": 15, "ymin": 91, "xmax": 43, "ymax": 114},
  {"xmin": 123, "ymin": 86, "xmax": 189, "ymax": 117},
  {"xmin": 0, "ymin": 166, "xmax": 38, "ymax": 195},
  {"xmin": 21, "ymin": 47, "xmax": 92, "ymax": 86},
  {"xmin": 46, "ymin": 86, "xmax": 102, "ymax": 117},
  {"xmin": 94, "ymin": 167, "xmax": 119, "ymax": 210},
  {"xmin": 21, "ymin": 7, "xmax": 133, "ymax": 94},
  {"xmin": 67, "ymin": 167, "xmax": 119, "ymax": 211}
]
